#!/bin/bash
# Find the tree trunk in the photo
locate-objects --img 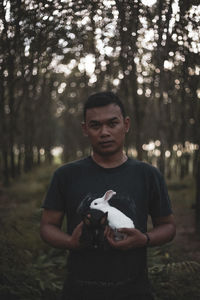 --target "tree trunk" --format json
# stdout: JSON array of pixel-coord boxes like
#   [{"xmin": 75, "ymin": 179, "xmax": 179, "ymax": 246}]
[
  {"xmin": 24, "ymin": 144, "xmax": 33, "ymax": 172},
  {"xmin": 17, "ymin": 147, "xmax": 22, "ymax": 176},
  {"xmin": 195, "ymin": 149, "xmax": 200, "ymax": 234},
  {"xmin": 45, "ymin": 146, "xmax": 53, "ymax": 164},
  {"xmin": 37, "ymin": 147, "xmax": 41, "ymax": 165},
  {"xmin": 2, "ymin": 150, "xmax": 9, "ymax": 186}
]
